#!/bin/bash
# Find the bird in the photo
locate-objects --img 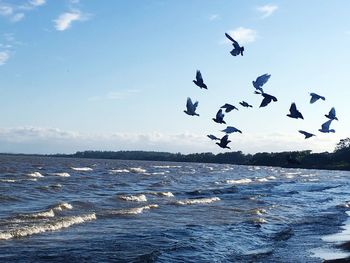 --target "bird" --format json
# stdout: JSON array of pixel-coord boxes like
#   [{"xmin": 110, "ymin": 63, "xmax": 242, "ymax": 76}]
[
  {"xmin": 259, "ymin": 92, "xmax": 278, "ymax": 107},
  {"xmin": 193, "ymin": 70, "xmax": 207, "ymax": 89},
  {"xmin": 319, "ymin": 119, "xmax": 335, "ymax": 133},
  {"xmin": 253, "ymin": 74, "xmax": 271, "ymax": 93},
  {"xmin": 221, "ymin": 103, "xmax": 238, "ymax": 113},
  {"xmin": 225, "ymin": 32, "xmax": 244, "ymax": 56},
  {"xmin": 325, "ymin": 107, "xmax": 338, "ymax": 121},
  {"xmin": 299, "ymin": 130, "xmax": 315, "ymax": 139},
  {"xmin": 212, "ymin": 109, "xmax": 226, "ymax": 124},
  {"xmin": 239, "ymin": 101, "xmax": 253, "ymax": 108},
  {"xmin": 216, "ymin": 134, "xmax": 231, "ymax": 149},
  {"xmin": 221, "ymin": 126, "xmax": 242, "ymax": 134},
  {"xmin": 207, "ymin": 134, "xmax": 220, "ymax": 141},
  {"xmin": 184, "ymin": 97, "xmax": 199, "ymax": 116},
  {"xmin": 309, "ymin": 93, "xmax": 325, "ymax": 104},
  {"xmin": 287, "ymin": 103, "xmax": 304, "ymax": 119}
]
